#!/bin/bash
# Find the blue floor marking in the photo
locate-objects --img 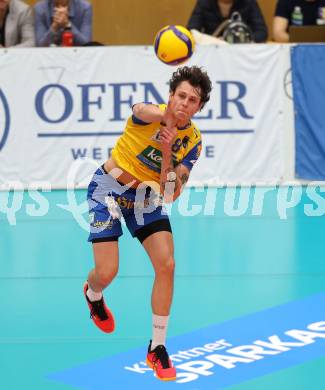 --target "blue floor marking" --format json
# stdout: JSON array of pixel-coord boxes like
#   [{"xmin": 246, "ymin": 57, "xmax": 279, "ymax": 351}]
[{"xmin": 49, "ymin": 292, "xmax": 325, "ymax": 389}]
